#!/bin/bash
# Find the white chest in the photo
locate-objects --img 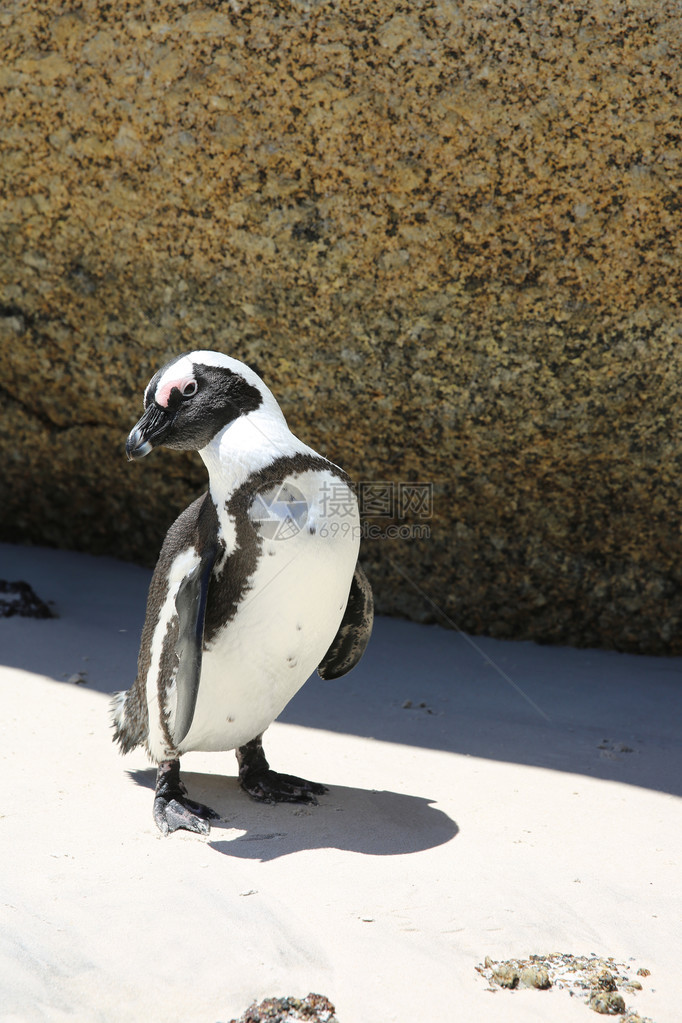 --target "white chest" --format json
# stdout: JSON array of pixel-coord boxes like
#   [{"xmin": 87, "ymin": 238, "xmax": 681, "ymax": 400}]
[{"xmin": 168, "ymin": 467, "xmax": 360, "ymax": 754}]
